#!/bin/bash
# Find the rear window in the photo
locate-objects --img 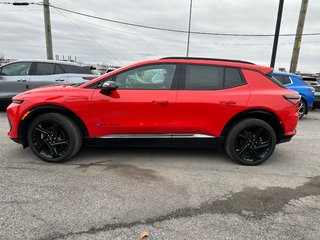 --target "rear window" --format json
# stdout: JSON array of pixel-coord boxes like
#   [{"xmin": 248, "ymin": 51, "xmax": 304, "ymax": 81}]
[
  {"xmin": 35, "ymin": 63, "xmax": 55, "ymax": 75},
  {"xmin": 268, "ymin": 72, "xmax": 285, "ymax": 88},
  {"xmin": 282, "ymin": 76, "xmax": 292, "ymax": 85},
  {"xmin": 273, "ymin": 74, "xmax": 292, "ymax": 85},
  {"xmin": 60, "ymin": 64, "xmax": 91, "ymax": 74},
  {"xmin": 54, "ymin": 64, "xmax": 64, "ymax": 74},
  {"xmin": 224, "ymin": 67, "xmax": 244, "ymax": 88},
  {"xmin": 185, "ymin": 65, "xmax": 224, "ymax": 90},
  {"xmin": 184, "ymin": 65, "xmax": 244, "ymax": 90}
]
